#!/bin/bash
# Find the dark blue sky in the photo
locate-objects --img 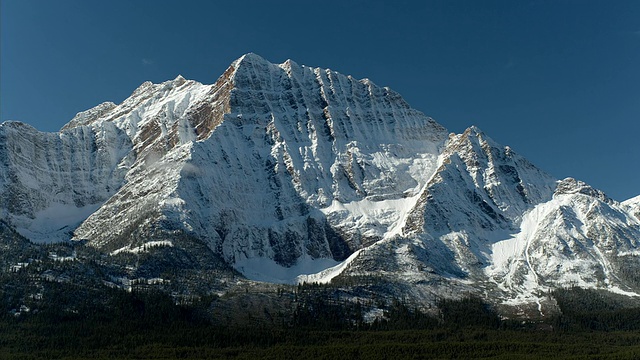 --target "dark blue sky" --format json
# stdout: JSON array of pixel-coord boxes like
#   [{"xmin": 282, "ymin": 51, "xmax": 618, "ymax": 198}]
[{"xmin": 2, "ymin": 0, "xmax": 638, "ymax": 201}]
